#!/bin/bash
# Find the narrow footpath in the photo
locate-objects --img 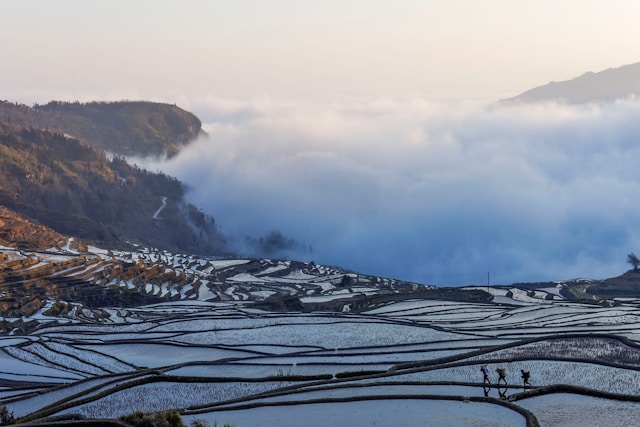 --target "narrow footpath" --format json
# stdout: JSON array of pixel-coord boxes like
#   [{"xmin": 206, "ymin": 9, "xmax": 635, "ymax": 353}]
[{"xmin": 152, "ymin": 196, "xmax": 167, "ymax": 220}]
